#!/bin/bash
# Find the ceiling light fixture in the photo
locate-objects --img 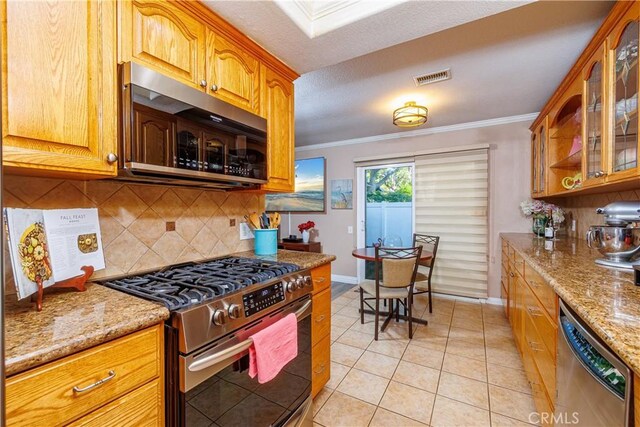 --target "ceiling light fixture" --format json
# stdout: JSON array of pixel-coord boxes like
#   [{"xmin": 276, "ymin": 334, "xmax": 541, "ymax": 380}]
[{"xmin": 393, "ymin": 101, "xmax": 428, "ymax": 128}]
